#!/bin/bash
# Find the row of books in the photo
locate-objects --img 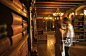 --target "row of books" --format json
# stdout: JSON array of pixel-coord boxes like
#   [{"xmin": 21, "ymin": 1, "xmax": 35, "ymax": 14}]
[
  {"xmin": 11, "ymin": 0, "xmax": 27, "ymax": 14},
  {"xmin": 36, "ymin": 19, "xmax": 43, "ymax": 29},
  {"xmin": 74, "ymin": 36, "xmax": 83, "ymax": 39},
  {"xmin": 74, "ymin": 21, "xmax": 86, "ymax": 25},
  {"xmin": 0, "ymin": 5, "xmax": 28, "ymax": 55},
  {"xmin": 75, "ymin": 33, "xmax": 84, "ymax": 35},
  {"xmin": 74, "ymin": 22, "xmax": 83, "ymax": 25},
  {"xmin": 74, "ymin": 27, "xmax": 84, "ymax": 31}
]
